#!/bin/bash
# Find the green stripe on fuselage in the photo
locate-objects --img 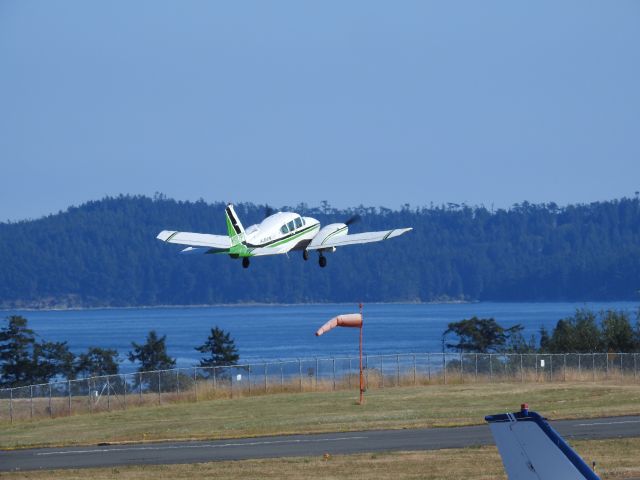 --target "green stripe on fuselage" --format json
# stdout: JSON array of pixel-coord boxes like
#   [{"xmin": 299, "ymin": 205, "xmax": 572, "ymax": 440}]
[{"xmin": 267, "ymin": 223, "xmax": 320, "ymax": 248}]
